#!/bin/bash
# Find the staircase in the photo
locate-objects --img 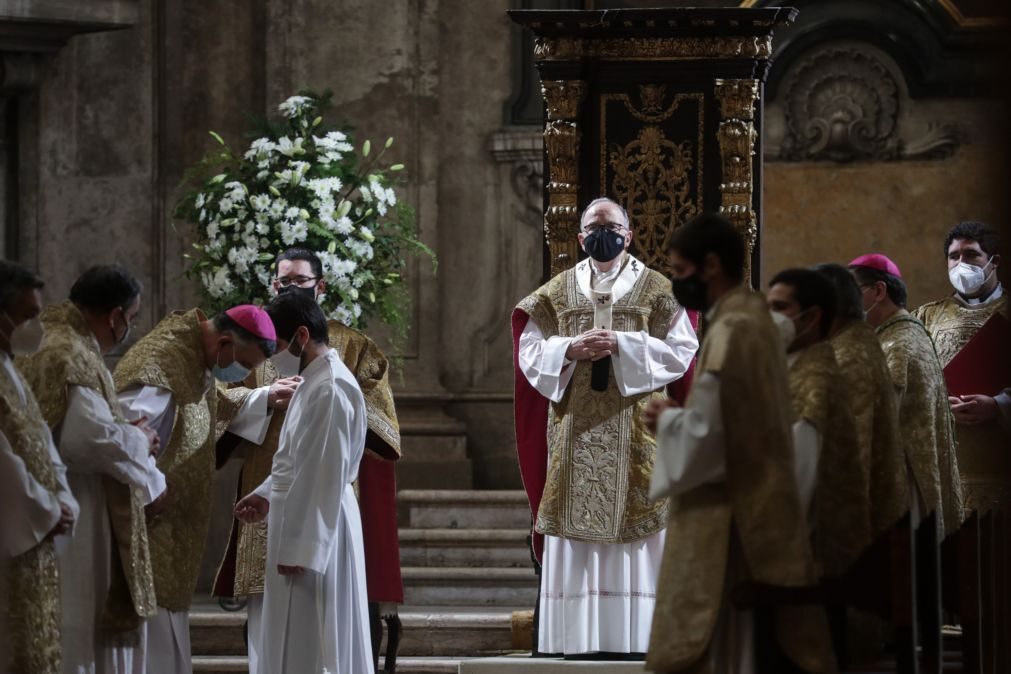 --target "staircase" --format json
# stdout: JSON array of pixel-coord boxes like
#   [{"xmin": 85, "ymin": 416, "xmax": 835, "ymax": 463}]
[{"xmin": 191, "ymin": 489, "xmax": 538, "ymax": 674}]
